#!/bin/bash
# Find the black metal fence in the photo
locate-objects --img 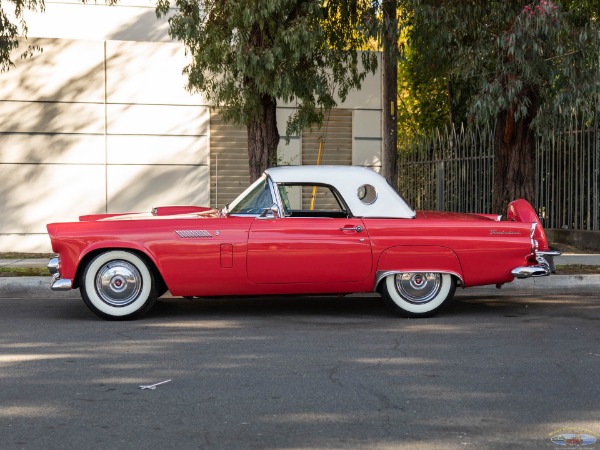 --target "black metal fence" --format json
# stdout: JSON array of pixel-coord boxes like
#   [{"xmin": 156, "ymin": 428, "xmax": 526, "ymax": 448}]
[{"xmin": 398, "ymin": 113, "xmax": 600, "ymax": 231}]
